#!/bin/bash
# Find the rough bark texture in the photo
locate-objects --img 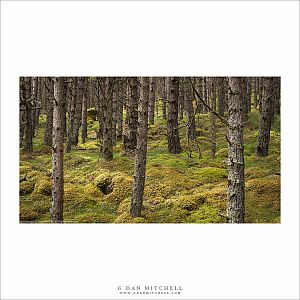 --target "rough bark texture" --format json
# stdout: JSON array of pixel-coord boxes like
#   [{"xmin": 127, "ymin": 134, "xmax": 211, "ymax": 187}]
[
  {"xmin": 116, "ymin": 83, "xmax": 124, "ymax": 141},
  {"xmin": 167, "ymin": 77, "xmax": 182, "ymax": 154},
  {"xmin": 124, "ymin": 77, "xmax": 138, "ymax": 154},
  {"xmin": 73, "ymin": 77, "xmax": 83, "ymax": 146},
  {"xmin": 100, "ymin": 77, "xmax": 115, "ymax": 161},
  {"xmin": 130, "ymin": 77, "xmax": 149, "ymax": 217},
  {"xmin": 66, "ymin": 78, "xmax": 77, "ymax": 153},
  {"xmin": 217, "ymin": 77, "xmax": 225, "ymax": 117},
  {"xmin": 210, "ymin": 78, "xmax": 217, "ymax": 158},
  {"xmin": 149, "ymin": 77, "xmax": 155, "ymax": 125},
  {"xmin": 256, "ymin": 77, "xmax": 273, "ymax": 157},
  {"xmin": 44, "ymin": 78, "xmax": 54, "ymax": 147},
  {"xmin": 19, "ymin": 77, "xmax": 26, "ymax": 147},
  {"xmin": 24, "ymin": 77, "xmax": 33, "ymax": 152},
  {"xmin": 81, "ymin": 78, "xmax": 88, "ymax": 144},
  {"xmin": 184, "ymin": 78, "xmax": 196, "ymax": 141},
  {"xmin": 162, "ymin": 77, "xmax": 167, "ymax": 120},
  {"xmin": 227, "ymin": 77, "xmax": 245, "ymax": 223},
  {"xmin": 50, "ymin": 77, "xmax": 65, "ymax": 223}
]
